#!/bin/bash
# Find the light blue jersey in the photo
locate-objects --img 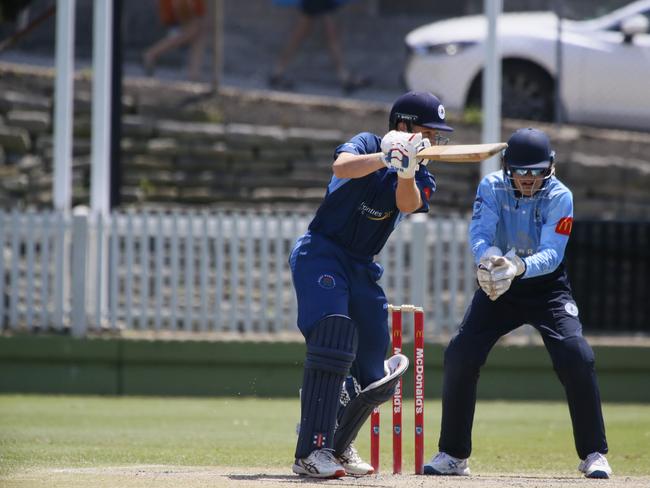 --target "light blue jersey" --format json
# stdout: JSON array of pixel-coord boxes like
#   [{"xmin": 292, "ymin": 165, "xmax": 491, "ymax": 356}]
[{"xmin": 469, "ymin": 171, "xmax": 574, "ymax": 279}]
